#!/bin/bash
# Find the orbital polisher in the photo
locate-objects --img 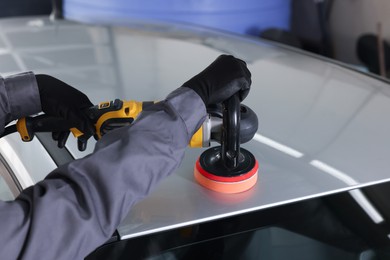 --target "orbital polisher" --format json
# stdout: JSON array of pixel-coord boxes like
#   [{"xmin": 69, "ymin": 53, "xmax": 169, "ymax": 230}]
[
  {"xmin": 194, "ymin": 94, "xmax": 259, "ymax": 194},
  {"xmin": 1, "ymin": 96, "xmax": 259, "ymax": 193}
]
